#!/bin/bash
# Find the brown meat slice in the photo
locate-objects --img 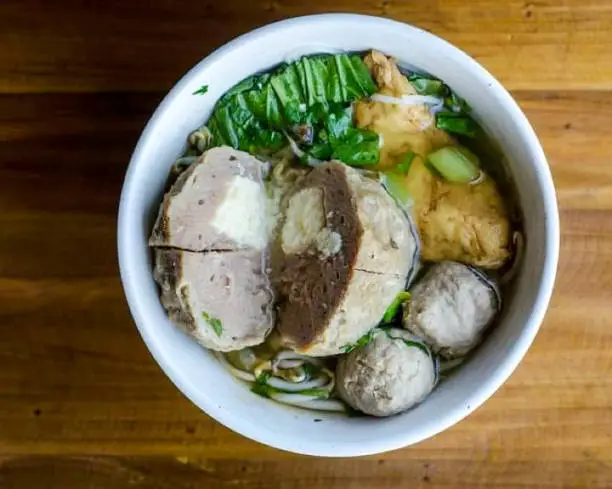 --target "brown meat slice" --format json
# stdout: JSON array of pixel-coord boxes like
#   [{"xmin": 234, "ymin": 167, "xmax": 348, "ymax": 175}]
[
  {"xmin": 274, "ymin": 162, "xmax": 420, "ymax": 356},
  {"xmin": 154, "ymin": 248, "xmax": 274, "ymax": 352},
  {"xmin": 149, "ymin": 147, "xmax": 270, "ymax": 251}
]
